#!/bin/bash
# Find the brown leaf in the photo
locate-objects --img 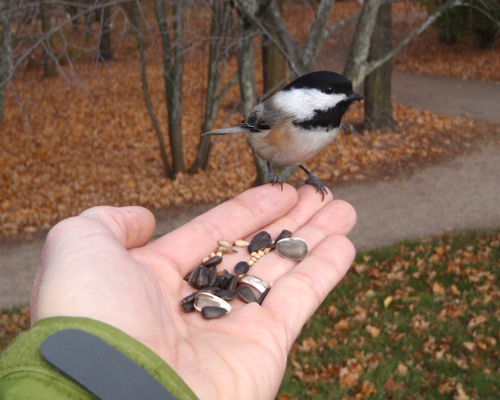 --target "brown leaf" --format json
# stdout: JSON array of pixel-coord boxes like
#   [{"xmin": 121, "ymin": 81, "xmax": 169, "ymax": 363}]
[
  {"xmin": 298, "ymin": 337, "xmax": 319, "ymax": 352},
  {"xmin": 383, "ymin": 296, "xmax": 393, "ymax": 309},
  {"xmin": 383, "ymin": 378, "xmax": 405, "ymax": 394},
  {"xmin": 432, "ymin": 282, "xmax": 445, "ymax": 294},
  {"xmin": 334, "ymin": 318, "xmax": 350, "ymax": 332},
  {"xmin": 366, "ymin": 325, "xmax": 381, "ymax": 338},
  {"xmin": 467, "ymin": 315, "xmax": 488, "ymax": 329},
  {"xmin": 396, "ymin": 362, "xmax": 409, "ymax": 376}
]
